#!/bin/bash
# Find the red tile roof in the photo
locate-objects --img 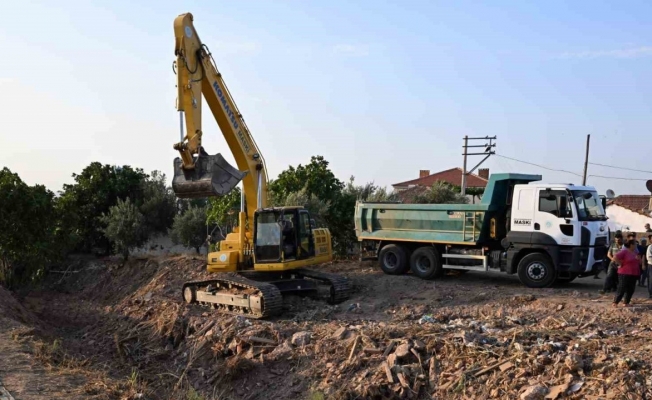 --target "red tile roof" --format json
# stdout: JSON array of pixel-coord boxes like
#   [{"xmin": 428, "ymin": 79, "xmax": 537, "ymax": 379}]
[
  {"xmin": 392, "ymin": 167, "xmax": 487, "ymax": 189},
  {"xmin": 607, "ymin": 195, "xmax": 652, "ymax": 215}
]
